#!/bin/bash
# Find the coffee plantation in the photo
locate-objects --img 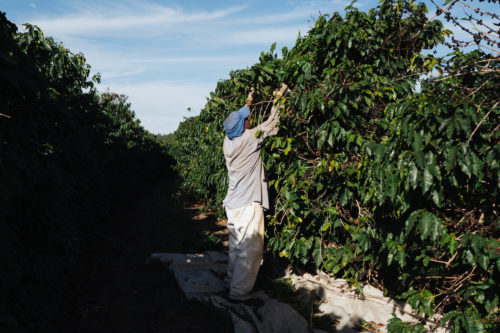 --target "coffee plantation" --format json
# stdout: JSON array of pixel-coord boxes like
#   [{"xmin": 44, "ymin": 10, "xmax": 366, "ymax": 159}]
[
  {"xmin": 168, "ymin": 1, "xmax": 499, "ymax": 331},
  {"xmin": 0, "ymin": 12, "xmax": 172, "ymax": 331}
]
